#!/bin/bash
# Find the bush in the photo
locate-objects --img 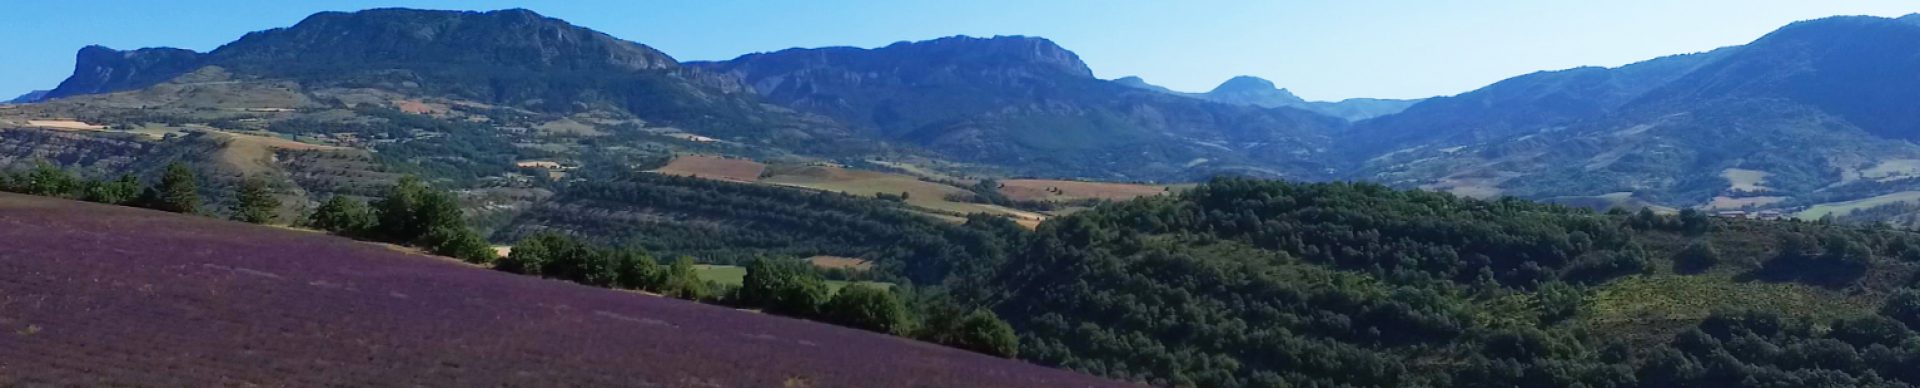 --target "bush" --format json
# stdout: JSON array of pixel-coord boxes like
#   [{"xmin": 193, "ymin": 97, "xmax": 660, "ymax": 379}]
[
  {"xmin": 1675, "ymin": 240, "xmax": 1720, "ymax": 274},
  {"xmin": 1884, "ymin": 288, "xmax": 1920, "ymax": 330},
  {"xmin": 425, "ymin": 226, "xmax": 496, "ymax": 264},
  {"xmin": 658, "ymin": 256, "xmax": 711, "ymax": 301},
  {"xmin": 81, "ymin": 174, "xmax": 142, "ymax": 205},
  {"xmin": 823, "ymin": 285, "xmax": 911, "ymax": 335},
  {"xmin": 741, "ymin": 258, "xmax": 830, "ymax": 317},
  {"xmin": 1536, "ymin": 281, "xmax": 1583, "ymax": 324},
  {"xmin": 919, "ymin": 308, "xmax": 1018, "ymax": 358},
  {"xmin": 307, "ymin": 196, "xmax": 376, "ymax": 237}
]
